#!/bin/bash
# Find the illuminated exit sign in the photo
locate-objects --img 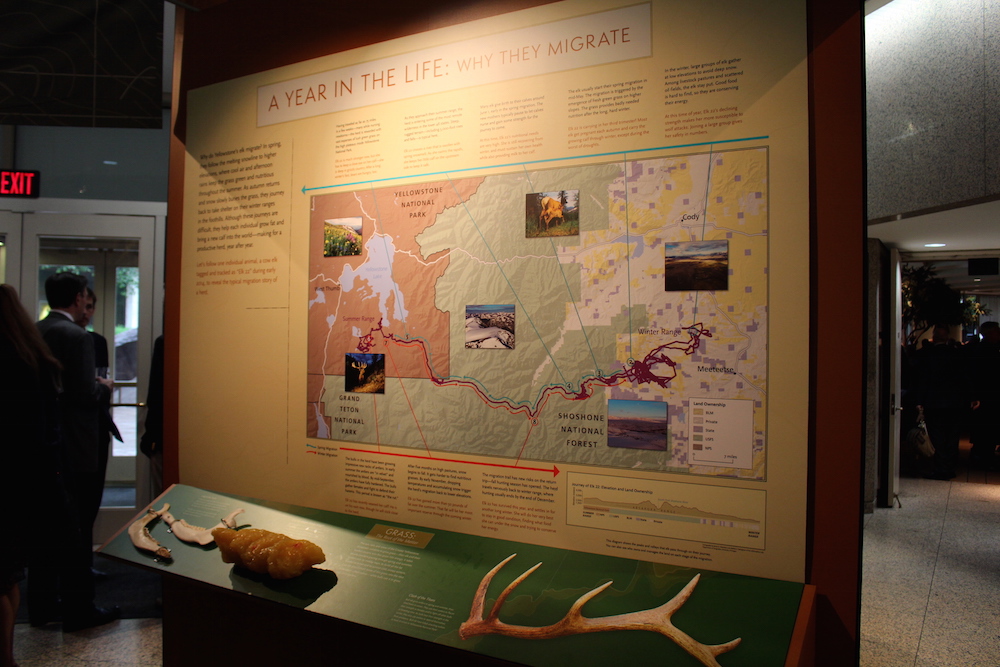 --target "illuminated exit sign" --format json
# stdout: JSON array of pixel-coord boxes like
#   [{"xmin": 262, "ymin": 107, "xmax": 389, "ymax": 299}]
[{"xmin": 0, "ymin": 170, "xmax": 40, "ymax": 198}]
